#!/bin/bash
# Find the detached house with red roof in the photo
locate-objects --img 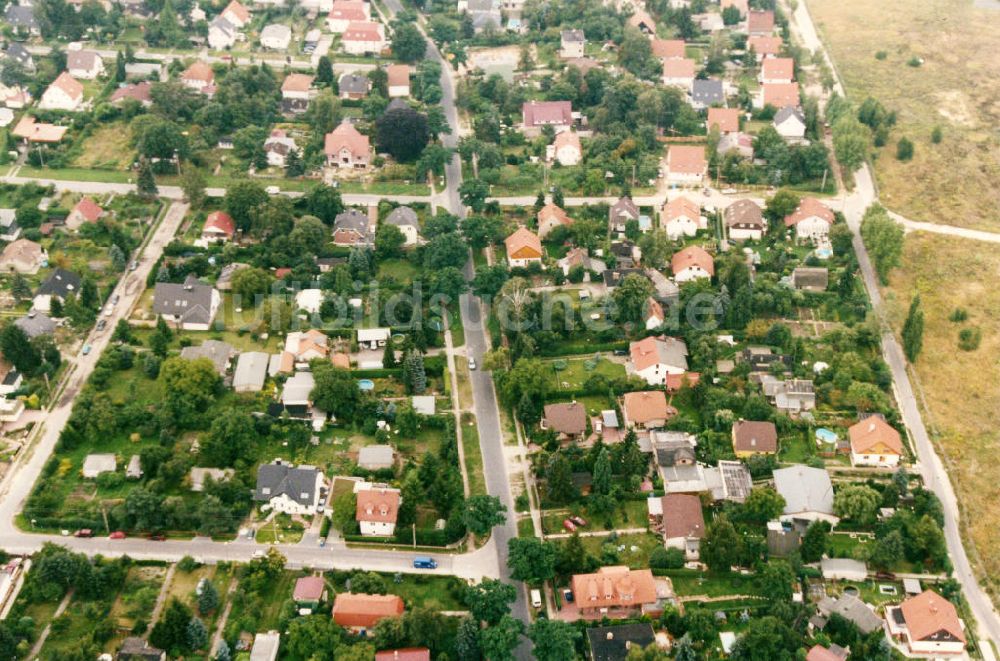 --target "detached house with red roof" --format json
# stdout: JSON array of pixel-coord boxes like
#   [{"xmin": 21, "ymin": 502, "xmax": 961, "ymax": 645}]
[
  {"xmin": 324, "ymin": 121, "xmax": 371, "ymax": 169},
  {"xmin": 784, "ymin": 197, "xmax": 834, "ymax": 241},
  {"xmin": 665, "ymin": 145, "xmax": 707, "ymax": 185},
  {"xmin": 220, "ymin": 0, "xmax": 250, "ymax": 28},
  {"xmin": 537, "ymin": 203, "xmax": 572, "ymax": 239},
  {"xmin": 504, "ymin": 227, "xmax": 542, "ymax": 268},
  {"xmin": 39, "ymin": 72, "xmax": 84, "ymax": 111},
  {"xmin": 570, "ymin": 566, "xmax": 660, "ymax": 616},
  {"xmin": 281, "ymin": 74, "xmax": 314, "ymax": 115},
  {"xmin": 333, "ymin": 593, "xmax": 404, "ymax": 633},
  {"xmin": 522, "ymin": 100, "xmax": 573, "ymax": 136},
  {"xmin": 746, "ymin": 9, "xmax": 774, "ymax": 36},
  {"xmin": 661, "ymin": 196, "xmax": 703, "ymax": 239},
  {"xmin": 200, "ymin": 211, "xmax": 236, "ymax": 244},
  {"xmin": 849, "ymin": 415, "xmax": 902, "ymax": 467},
  {"xmin": 387, "ymin": 64, "xmax": 411, "ymax": 98},
  {"xmin": 376, "ymin": 649, "xmax": 430, "ymax": 661},
  {"xmin": 661, "ymin": 58, "xmax": 696, "ymax": 90},
  {"xmin": 181, "ymin": 62, "xmax": 215, "ymax": 94},
  {"xmin": 760, "ymin": 57, "xmax": 795, "ymax": 85},
  {"xmin": 652, "ymin": 493, "xmax": 705, "ymax": 559},
  {"xmin": 355, "ymin": 487, "xmax": 400, "ymax": 536},
  {"xmin": 887, "ymin": 589, "xmax": 966, "ymax": 656},
  {"xmin": 66, "ymin": 197, "xmax": 104, "ymax": 231},
  {"xmin": 628, "ymin": 335, "xmax": 689, "ymax": 386},
  {"xmin": 110, "ymin": 81, "xmax": 152, "ymax": 107},
  {"xmin": 671, "ymin": 246, "xmax": 714, "ymax": 283},
  {"xmin": 651, "ymin": 39, "xmax": 685, "ymax": 61},
  {"xmin": 707, "ymin": 107, "xmax": 741, "ymax": 135},
  {"xmin": 551, "ymin": 130, "xmax": 582, "ymax": 166},
  {"xmin": 342, "ymin": 21, "xmax": 386, "ymax": 55},
  {"xmin": 327, "ymin": 0, "xmax": 370, "ymax": 32},
  {"xmin": 622, "ymin": 391, "xmax": 674, "ymax": 430},
  {"xmin": 748, "ymin": 35, "xmax": 782, "ymax": 61},
  {"xmin": 758, "ymin": 82, "xmax": 800, "ymax": 109}
]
